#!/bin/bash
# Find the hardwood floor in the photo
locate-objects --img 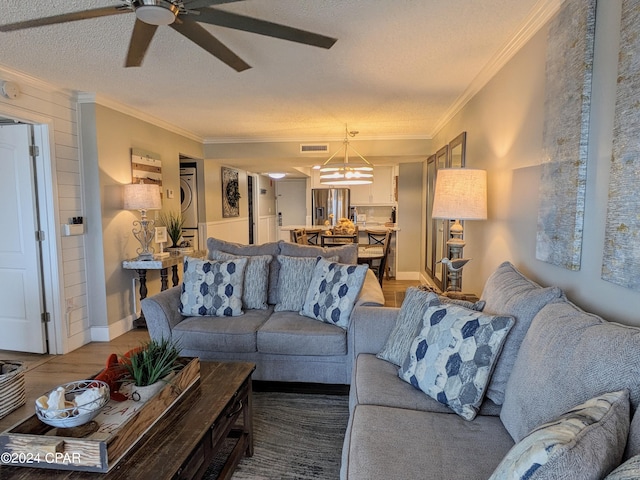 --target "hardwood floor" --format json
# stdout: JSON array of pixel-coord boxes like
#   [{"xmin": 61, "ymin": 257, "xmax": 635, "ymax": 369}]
[
  {"xmin": 381, "ymin": 278, "xmax": 421, "ymax": 307},
  {"xmin": 0, "ymin": 278, "xmax": 418, "ymax": 431}
]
